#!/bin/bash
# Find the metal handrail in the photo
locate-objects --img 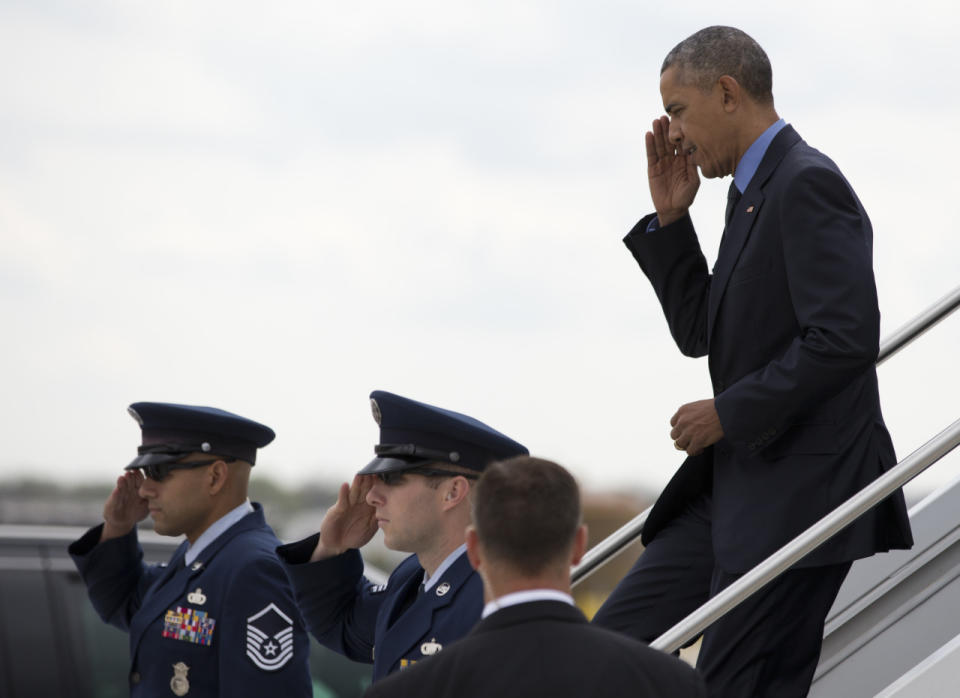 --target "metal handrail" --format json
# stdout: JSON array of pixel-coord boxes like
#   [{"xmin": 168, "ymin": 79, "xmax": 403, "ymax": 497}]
[
  {"xmin": 650, "ymin": 418, "xmax": 960, "ymax": 653},
  {"xmin": 877, "ymin": 285, "xmax": 960, "ymax": 364},
  {"xmin": 571, "ymin": 506, "xmax": 651, "ymax": 585},
  {"xmin": 570, "ymin": 284, "xmax": 960, "ymax": 587}
]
